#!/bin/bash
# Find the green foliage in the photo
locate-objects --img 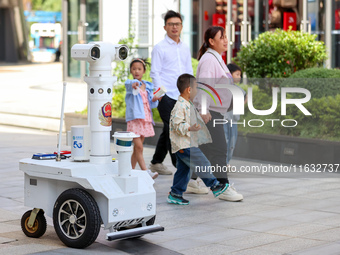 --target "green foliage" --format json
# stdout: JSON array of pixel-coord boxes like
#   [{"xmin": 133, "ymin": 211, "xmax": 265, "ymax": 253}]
[
  {"xmin": 234, "ymin": 29, "xmax": 327, "ymax": 78},
  {"xmin": 111, "ymin": 36, "xmax": 199, "ymax": 122},
  {"xmin": 281, "ymin": 68, "xmax": 340, "ymax": 98},
  {"xmin": 192, "ymin": 58, "xmax": 199, "ymax": 76},
  {"xmin": 238, "ymin": 85, "xmax": 340, "ymax": 141},
  {"xmin": 31, "ymin": 0, "xmax": 61, "ymax": 11}
]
